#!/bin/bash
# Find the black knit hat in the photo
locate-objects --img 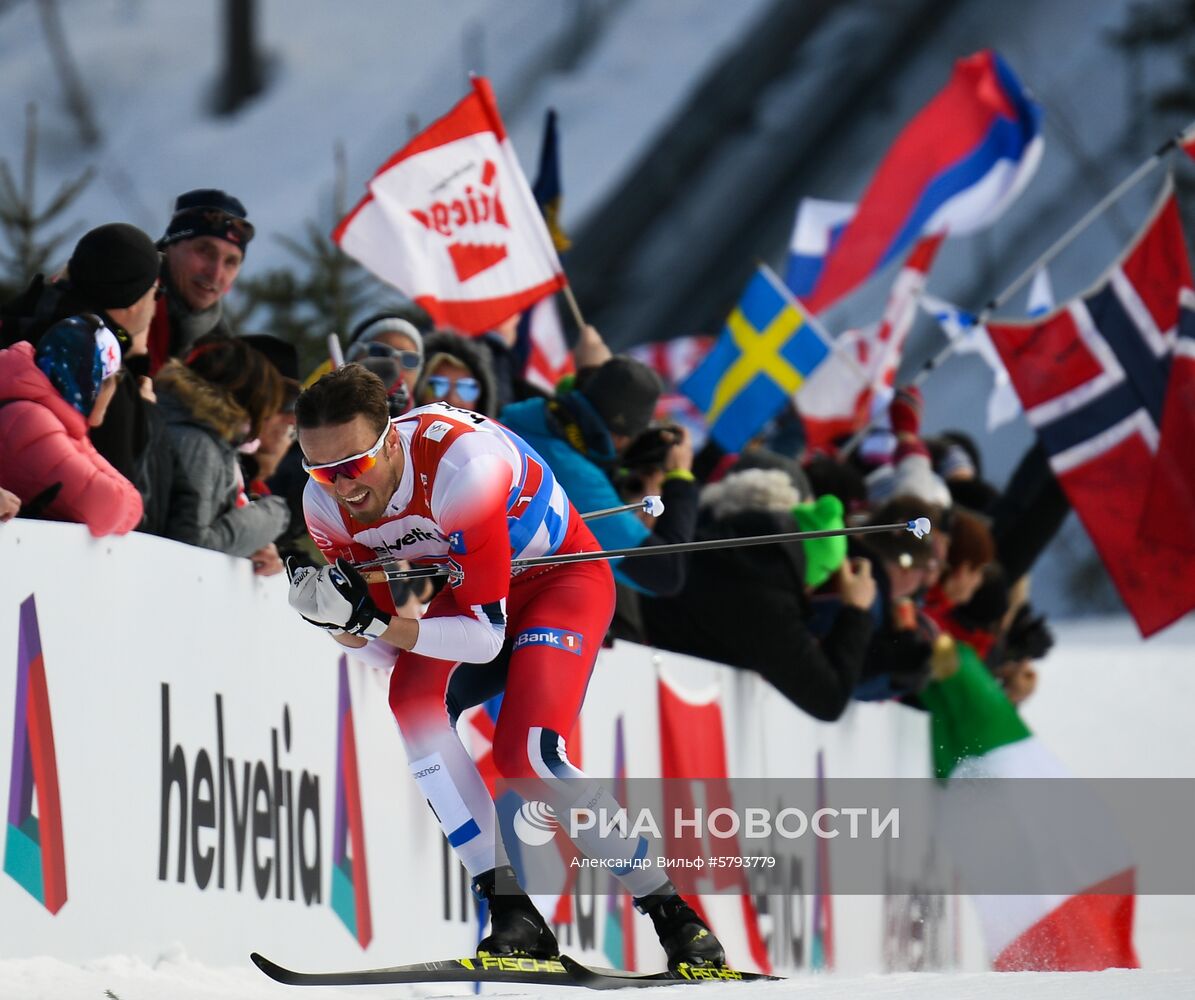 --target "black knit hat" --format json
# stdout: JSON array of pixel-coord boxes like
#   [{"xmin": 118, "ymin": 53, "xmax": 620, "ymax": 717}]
[
  {"xmin": 67, "ymin": 223, "xmax": 161, "ymax": 309},
  {"xmin": 159, "ymin": 188, "xmax": 255, "ymax": 253},
  {"xmin": 578, "ymin": 355, "xmax": 662, "ymax": 438}
]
